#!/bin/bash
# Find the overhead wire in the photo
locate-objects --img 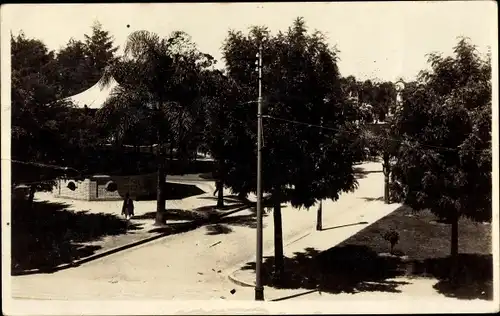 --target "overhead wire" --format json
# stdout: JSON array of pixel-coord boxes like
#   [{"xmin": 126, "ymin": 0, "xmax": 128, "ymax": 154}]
[{"xmin": 229, "ymin": 111, "xmax": 491, "ymax": 153}]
